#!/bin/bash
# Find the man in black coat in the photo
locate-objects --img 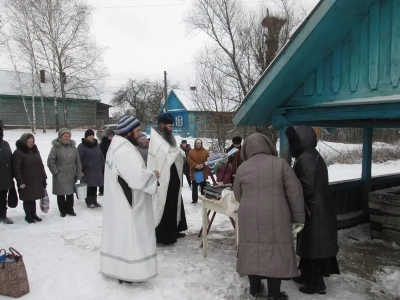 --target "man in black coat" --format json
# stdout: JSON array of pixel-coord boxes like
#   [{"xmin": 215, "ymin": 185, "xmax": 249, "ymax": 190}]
[
  {"xmin": 99, "ymin": 129, "xmax": 114, "ymax": 196},
  {"xmin": 285, "ymin": 126, "xmax": 339, "ymax": 295},
  {"xmin": 180, "ymin": 140, "xmax": 192, "ymax": 188},
  {"xmin": 0, "ymin": 126, "xmax": 14, "ymax": 224}
]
